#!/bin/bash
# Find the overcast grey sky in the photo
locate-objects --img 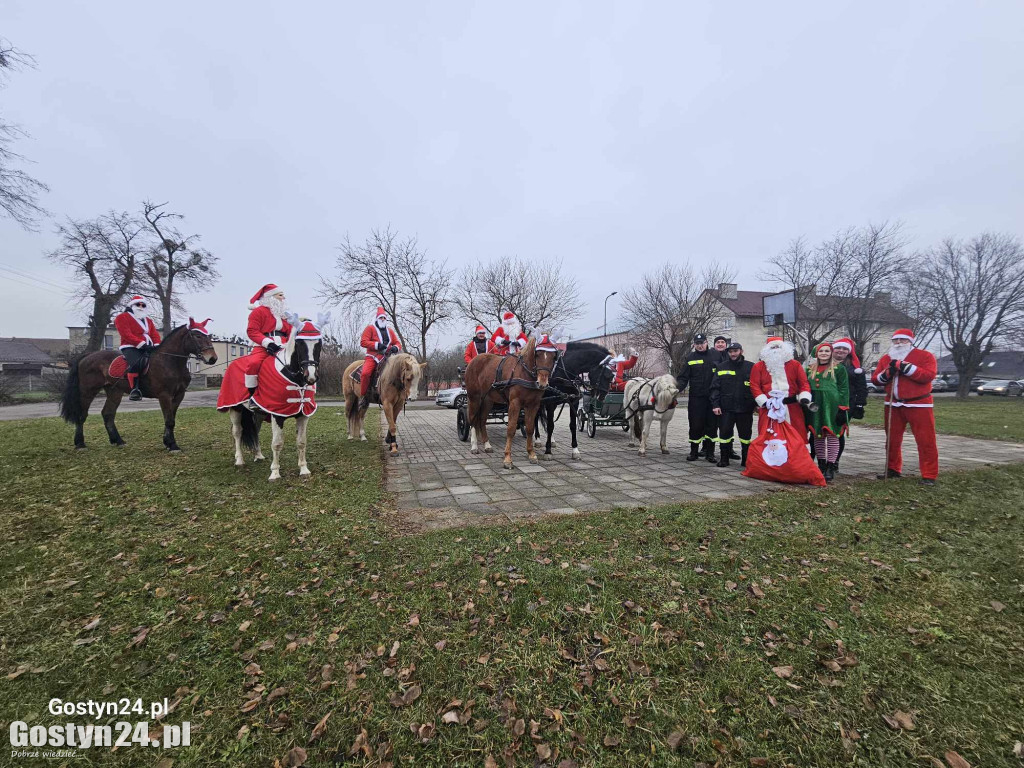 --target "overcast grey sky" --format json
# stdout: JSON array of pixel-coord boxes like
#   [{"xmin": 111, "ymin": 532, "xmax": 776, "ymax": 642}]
[{"xmin": 2, "ymin": 1, "xmax": 1022, "ymax": 343}]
